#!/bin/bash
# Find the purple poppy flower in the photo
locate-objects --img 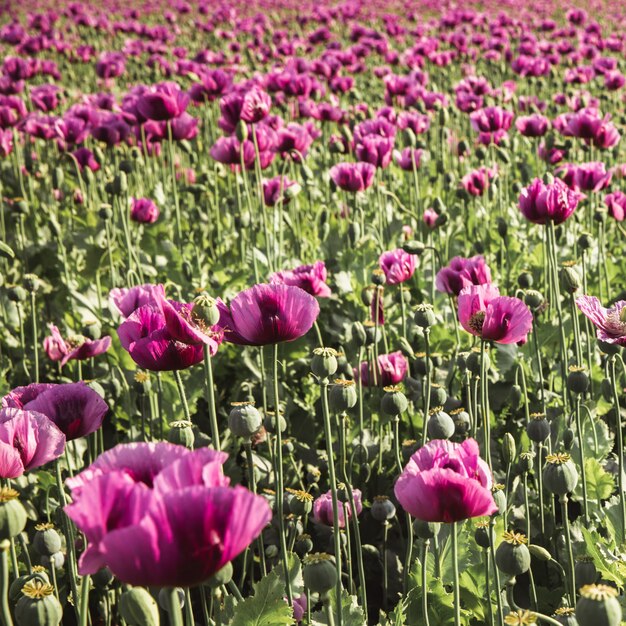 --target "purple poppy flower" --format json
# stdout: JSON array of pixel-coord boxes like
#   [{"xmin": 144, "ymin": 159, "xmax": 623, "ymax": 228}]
[
  {"xmin": 43, "ymin": 324, "xmax": 111, "ymax": 367},
  {"xmin": 329, "ymin": 162, "xmax": 376, "ymax": 192},
  {"xmin": 458, "ymin": 284, "xmax": 533, "ymax": 345},
  {"xmin": 72, "ymin": 147, "xmax": 100, "ymax": 172},
  {"xmin": 217, "ymin": 283, "xmax": 319, "ymax": 346},
  {"xmin": 210, "ymin": 136, "xmax": 255, "ymax": 169},
  {"xmin": 355, "ymin": 135, "xmax": 394, "ymax": 169},
  {"xmin": 576, "ymin": 296, "xmax": 626, "ymax": 345},
  {"xmin": 394, "ymin": 148, "xmax": 424, "ymax": 171},
  {"xmin": 109, "ymin": 284, "xmax": 166, "ymax": 319},
  {"xmin": 95, "ymin": 52, "xmax": 125, "ymax": 79},
  {"xmin": 604, "ymin": 191, "xmax": 626, "ymax": 221},
  {"xmin": 355, "ymin": 351, "xmax": 408, "ymax": 387},
  {"xmin": 270, "ymin": 261, "xmax": 331, "ymax": 298},
  {"xmin": 313, "ymin": 488, "xmax": 362, "ymax": 528},
  {"xmin": 262, "ymin": 176, "xmax": 299, "ymax": 207},
  {"xmin": 557, "ymin": 162, "xmax": 612, "ymax": 193},
  {"xmin": 515, "ymin": 114, "xmax": 550, "ymax": 137},
  {"xmin": 379, "ymin": 249, "xmax": 416, "ymax": 285},
  {"xmin": 460, "ymin": 166, "xmax": 496, "ymax": 197},
  {"xmin": 0, "ymin": 408, "xmax": 66, "ymax": 478},
  {"xmin": 130, "ymin": 197, "xmax": 159, "ymax": 224},
  {"xmin": 22, "ymin": 382, "xmax": 108, "ymax": 440},
  {"xmin": 136, "ymin": 82, "xmax": 189, "ymax": 121},
  {"xmin": 436, "ymin": 255, "xmax": 492, "ymax": 296},
  {"xmin": 240, "ymin": 87, "xmax": 271, "ymax": 124},
  {"xmin": 518, "ymin": 177, "xmax": 581, "ymax": 224}
]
